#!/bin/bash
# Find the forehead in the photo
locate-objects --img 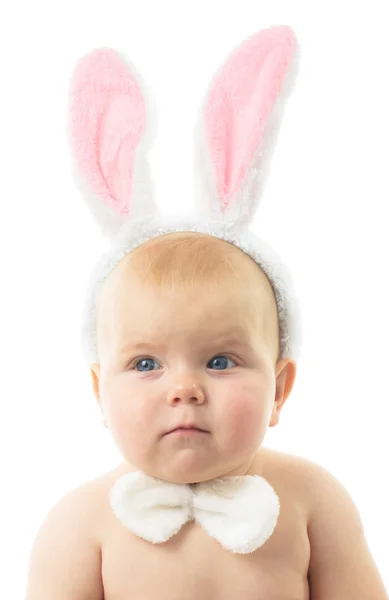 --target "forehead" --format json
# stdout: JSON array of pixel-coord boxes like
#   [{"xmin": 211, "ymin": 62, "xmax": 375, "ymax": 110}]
[
  {"xmin": 97, "ymin": 256, "xmax": 278, "ymax": 360},
  {"xmin": 100, "ymin": 235, "xmax": 274, "ymax": 306},
  {"xmin": 101, "ymin": 273, "xmax": 258, "ymax": 334}
]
